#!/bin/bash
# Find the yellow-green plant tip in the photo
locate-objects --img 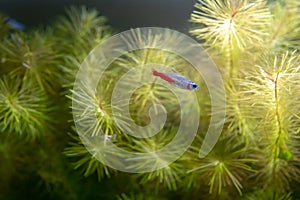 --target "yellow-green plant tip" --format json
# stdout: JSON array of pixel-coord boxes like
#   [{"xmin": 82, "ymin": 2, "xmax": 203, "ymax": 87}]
[{"xmin": 190, "ymin": 0, "xmax": 270, "ymax": 50}]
